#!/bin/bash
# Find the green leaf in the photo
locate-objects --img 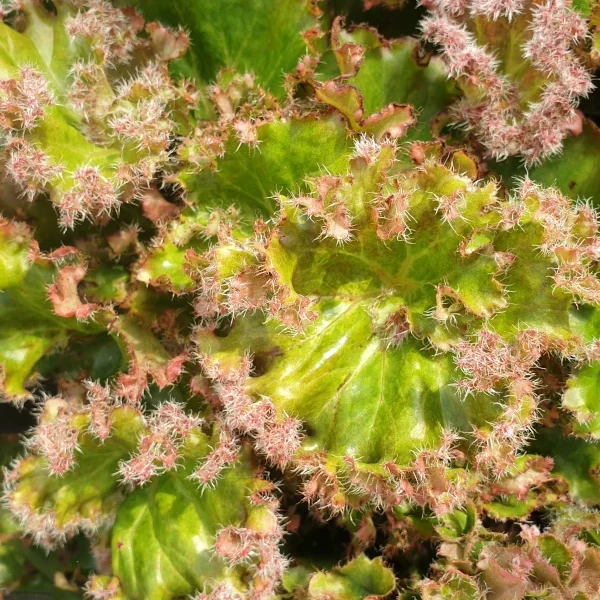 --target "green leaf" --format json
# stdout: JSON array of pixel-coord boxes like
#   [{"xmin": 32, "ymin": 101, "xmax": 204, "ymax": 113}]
[
  {"xmin": 0, "ymin": 434, "xmax": 75, "ymax": 590},
  {"xmin": 206, "ymin": 310, "xmax": 492, "ymax": 465},
  {"xmin": 282, "ymin": 565, "xmax": 314, "ymax": 594},
  {"xmin": 112, "ymin": 446, "xmax": 263, "ymax": 600},
  {"xmin": 538, "ymin": 534, "xmax": 574, "ymax": 583},
  {"xmin": 436, "ymin": 503, "xmax": 477, "ymax": 539},
  {"xmin": 484, "ymin": 494, "xmax": 538, "ymax": 521},
  {"xmin": 308, "ymin": 555, "xmax": 395, "ymax": 600},
  {"xmin": 569, "ymin": 304, "xmax": 600, "ymax": 343},
  {"xmin": 158, "ymin": 116, "xmax": 355, "ymax": 295},
  {"xmin": 0, "ymin": 2, "xmax": 175, "ymax": 228},
  {"xmin": 488, "ymin": 223, "xmax": 573, "ymax": 339},
  {"xmin": 0, "ymin": 294, "xmax": 67, "ymax": 399},
  {"xmin": 563, "ymin": 362, "xmax": 600, "ymax": 439},
  {"xmin": 10, "ymin": 575, "xmax": 83, "ymax": 600},
  {"xmin": 6, "ymin": 406, "xmax": 144, "ymax": 537},
  {"xmin": 82, "ymin": 266, "xmax": 129, "ymax": 305},
  {"xmin": 125, "ymin": 0, "xmax": 320, "ymax": 98},
  {"xmin": 198, "ymin": 145, "xmax": 585, "ymax": 473},
  {"xmin": 182, "ymin": 115, "xmax": 354, "ymax": 220},
  {"xmin": 0, "ymin": 437, "xmax": 29, "ymax": 587},
  {"xmin": 0, "ymin": 220, "xmax": 31, "ymax": 290},
  {"xmin": 0, "ymin": 2, "xmax": 114, "ymax": 171},
  {"xmin": 0, "ymin": 2, "xmax": 76, "ymax": 88},
  {"xmin": 0, "ymin": 537, "xmax": 28, "ymax": 587},
  {"xmin": 319, "ymin": 26, "xmax": 457, "ymax": 141},
  {"xmin": 85, "ymin": 576, "xmax": 128, "ymax": 600},
  {"xmin": 529, "ymin": 427, "xmax": 600, "ymax": 504},
  {"xmin": 315, "ymin": 80, "xmax": 416, "ymax": 139},
  {"xmin": 572, "ymin": 0, "xmax": 594, "ymax": 16},
  {"xmin": 108, "ymin": 315, "xmax": 186, "ymax": 394},
  {"xmin": 12, "ymin": 0, "xmax": 80, "ymax": 91},
  {"xmin": 34, "ymin": 334, "xmax": 123, "ymax": 383},
  {"xmin": 137, "ymin": 241, "xmax": 197, "ymax": 294},
  {"xmin": 32, "ymin": 106, "xmax": 121, "ymax": 196},
  {"xmin": 421, "ymin": 573, "xmax": 481, "ymax": 600},
  {"xmin": 0, "ymin": 224, "xmax": 102, "ymax": 399}
]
